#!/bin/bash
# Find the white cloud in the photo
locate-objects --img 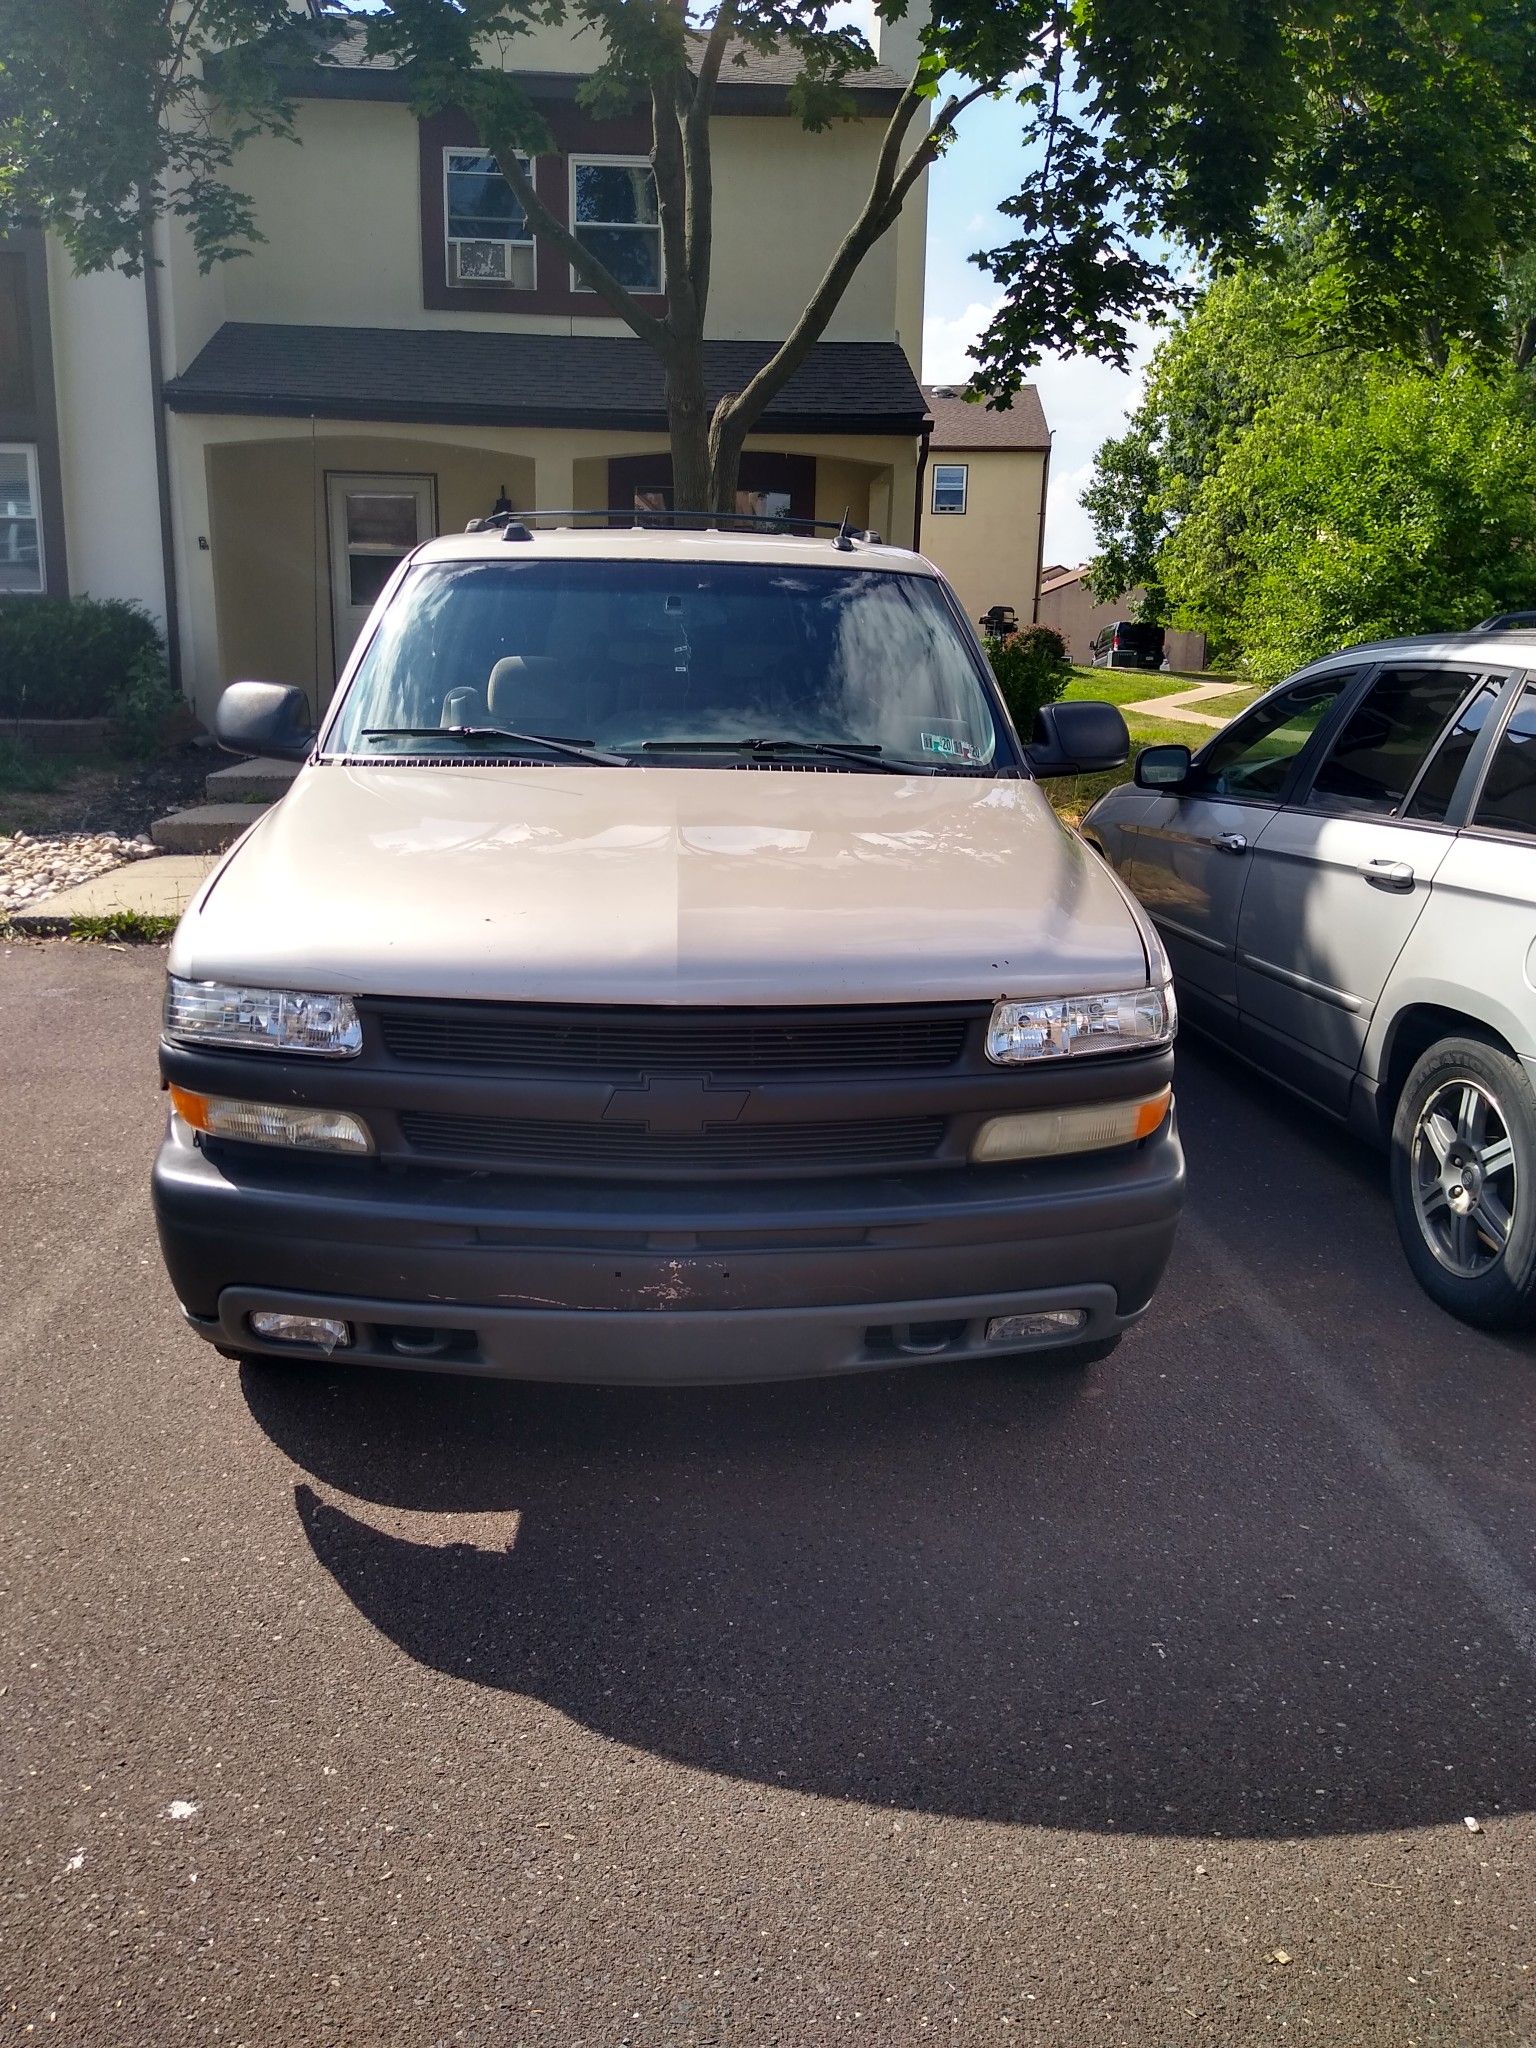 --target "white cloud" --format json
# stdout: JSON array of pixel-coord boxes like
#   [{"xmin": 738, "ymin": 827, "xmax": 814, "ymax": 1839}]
[
  {"xmin": 921, "ymin": 304, "xmax": 1157, "ymax": 565},
  {"xmin": 921, "ymin": 297, "xmax": 1003, "ymax": 385}
]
